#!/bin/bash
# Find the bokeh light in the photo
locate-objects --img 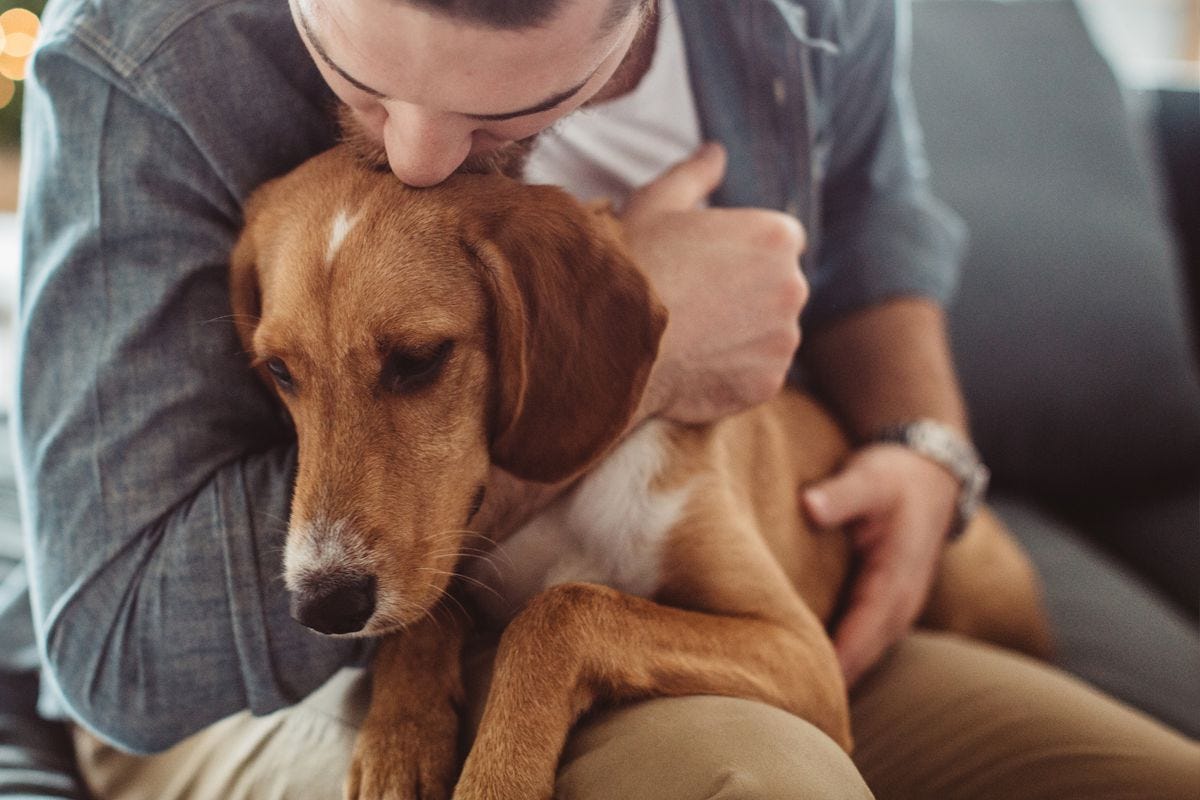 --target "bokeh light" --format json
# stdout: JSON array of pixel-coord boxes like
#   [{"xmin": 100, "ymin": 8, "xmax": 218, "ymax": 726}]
[
  {"xmin": 5, "ymin": 31, "xmax": 32, "ymax": 57},
  {"xmin": 0, "ymin": 54, "xmax": 25, "ymax": 82},
  {"xmin": 0, "ymin": 7, "xmax": 40, "ymax": 109},
  {"xmin": 0, "ymin": 8, "xmax": 38, "ymax": 38}
]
